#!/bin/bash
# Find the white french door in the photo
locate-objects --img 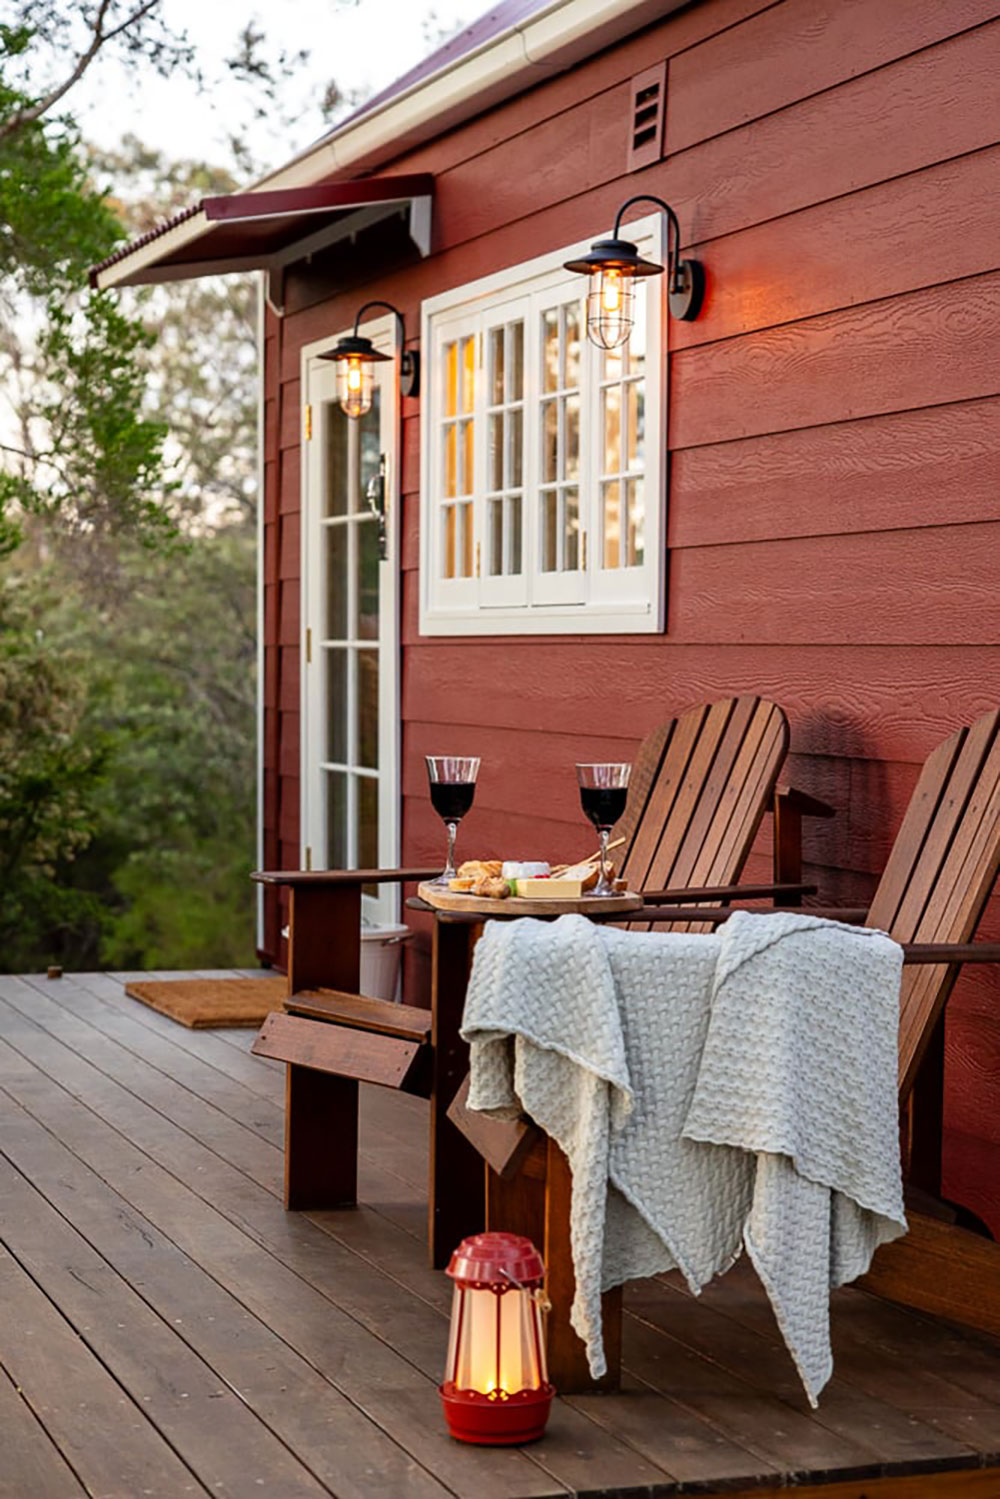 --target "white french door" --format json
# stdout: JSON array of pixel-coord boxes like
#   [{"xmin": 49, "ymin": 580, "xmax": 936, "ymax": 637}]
[{"xmin": 301, "ymin": 323, "xmax": 400, "ymax": 924}]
